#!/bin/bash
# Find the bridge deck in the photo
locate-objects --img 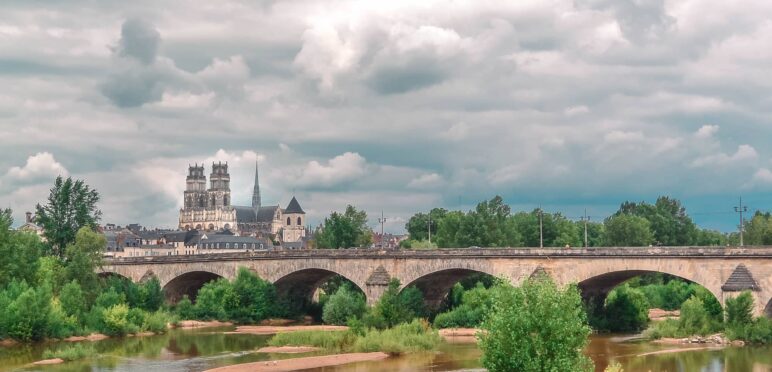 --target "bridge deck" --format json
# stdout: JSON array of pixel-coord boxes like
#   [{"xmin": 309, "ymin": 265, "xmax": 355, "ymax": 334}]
[{"xmin": 105, "ymin": 246, "xmax": 772, "ymax": 265}]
